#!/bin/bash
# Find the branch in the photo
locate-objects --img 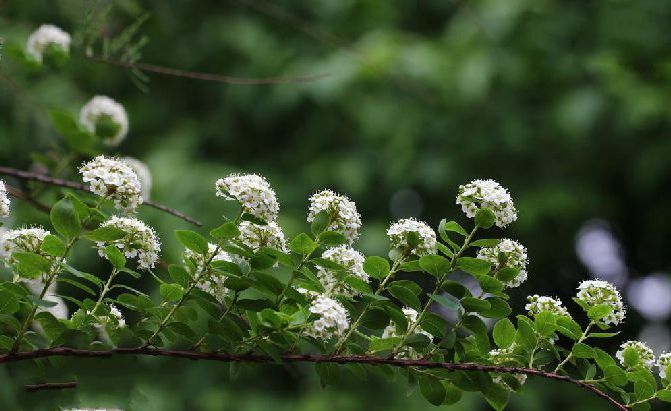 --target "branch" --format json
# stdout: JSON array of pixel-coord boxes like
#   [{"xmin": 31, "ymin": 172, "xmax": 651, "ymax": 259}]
[
  {"xmin": 1, "ymin": 348, "xmax": 628, "ymax": 410},
  {"xmin": 24, "ymin": 381, "xmax": 78, "ymax": 392},
  {"xmin": 4, "ymin": 184, "xmax": 51, "ymax": 213},
  {"xmin": 88, "ymin": 56, "xmax": 330, "ymax": 85},
  {"xmin": 0, "ymin": 167, "xmax": 201, "ymax": 226}
]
